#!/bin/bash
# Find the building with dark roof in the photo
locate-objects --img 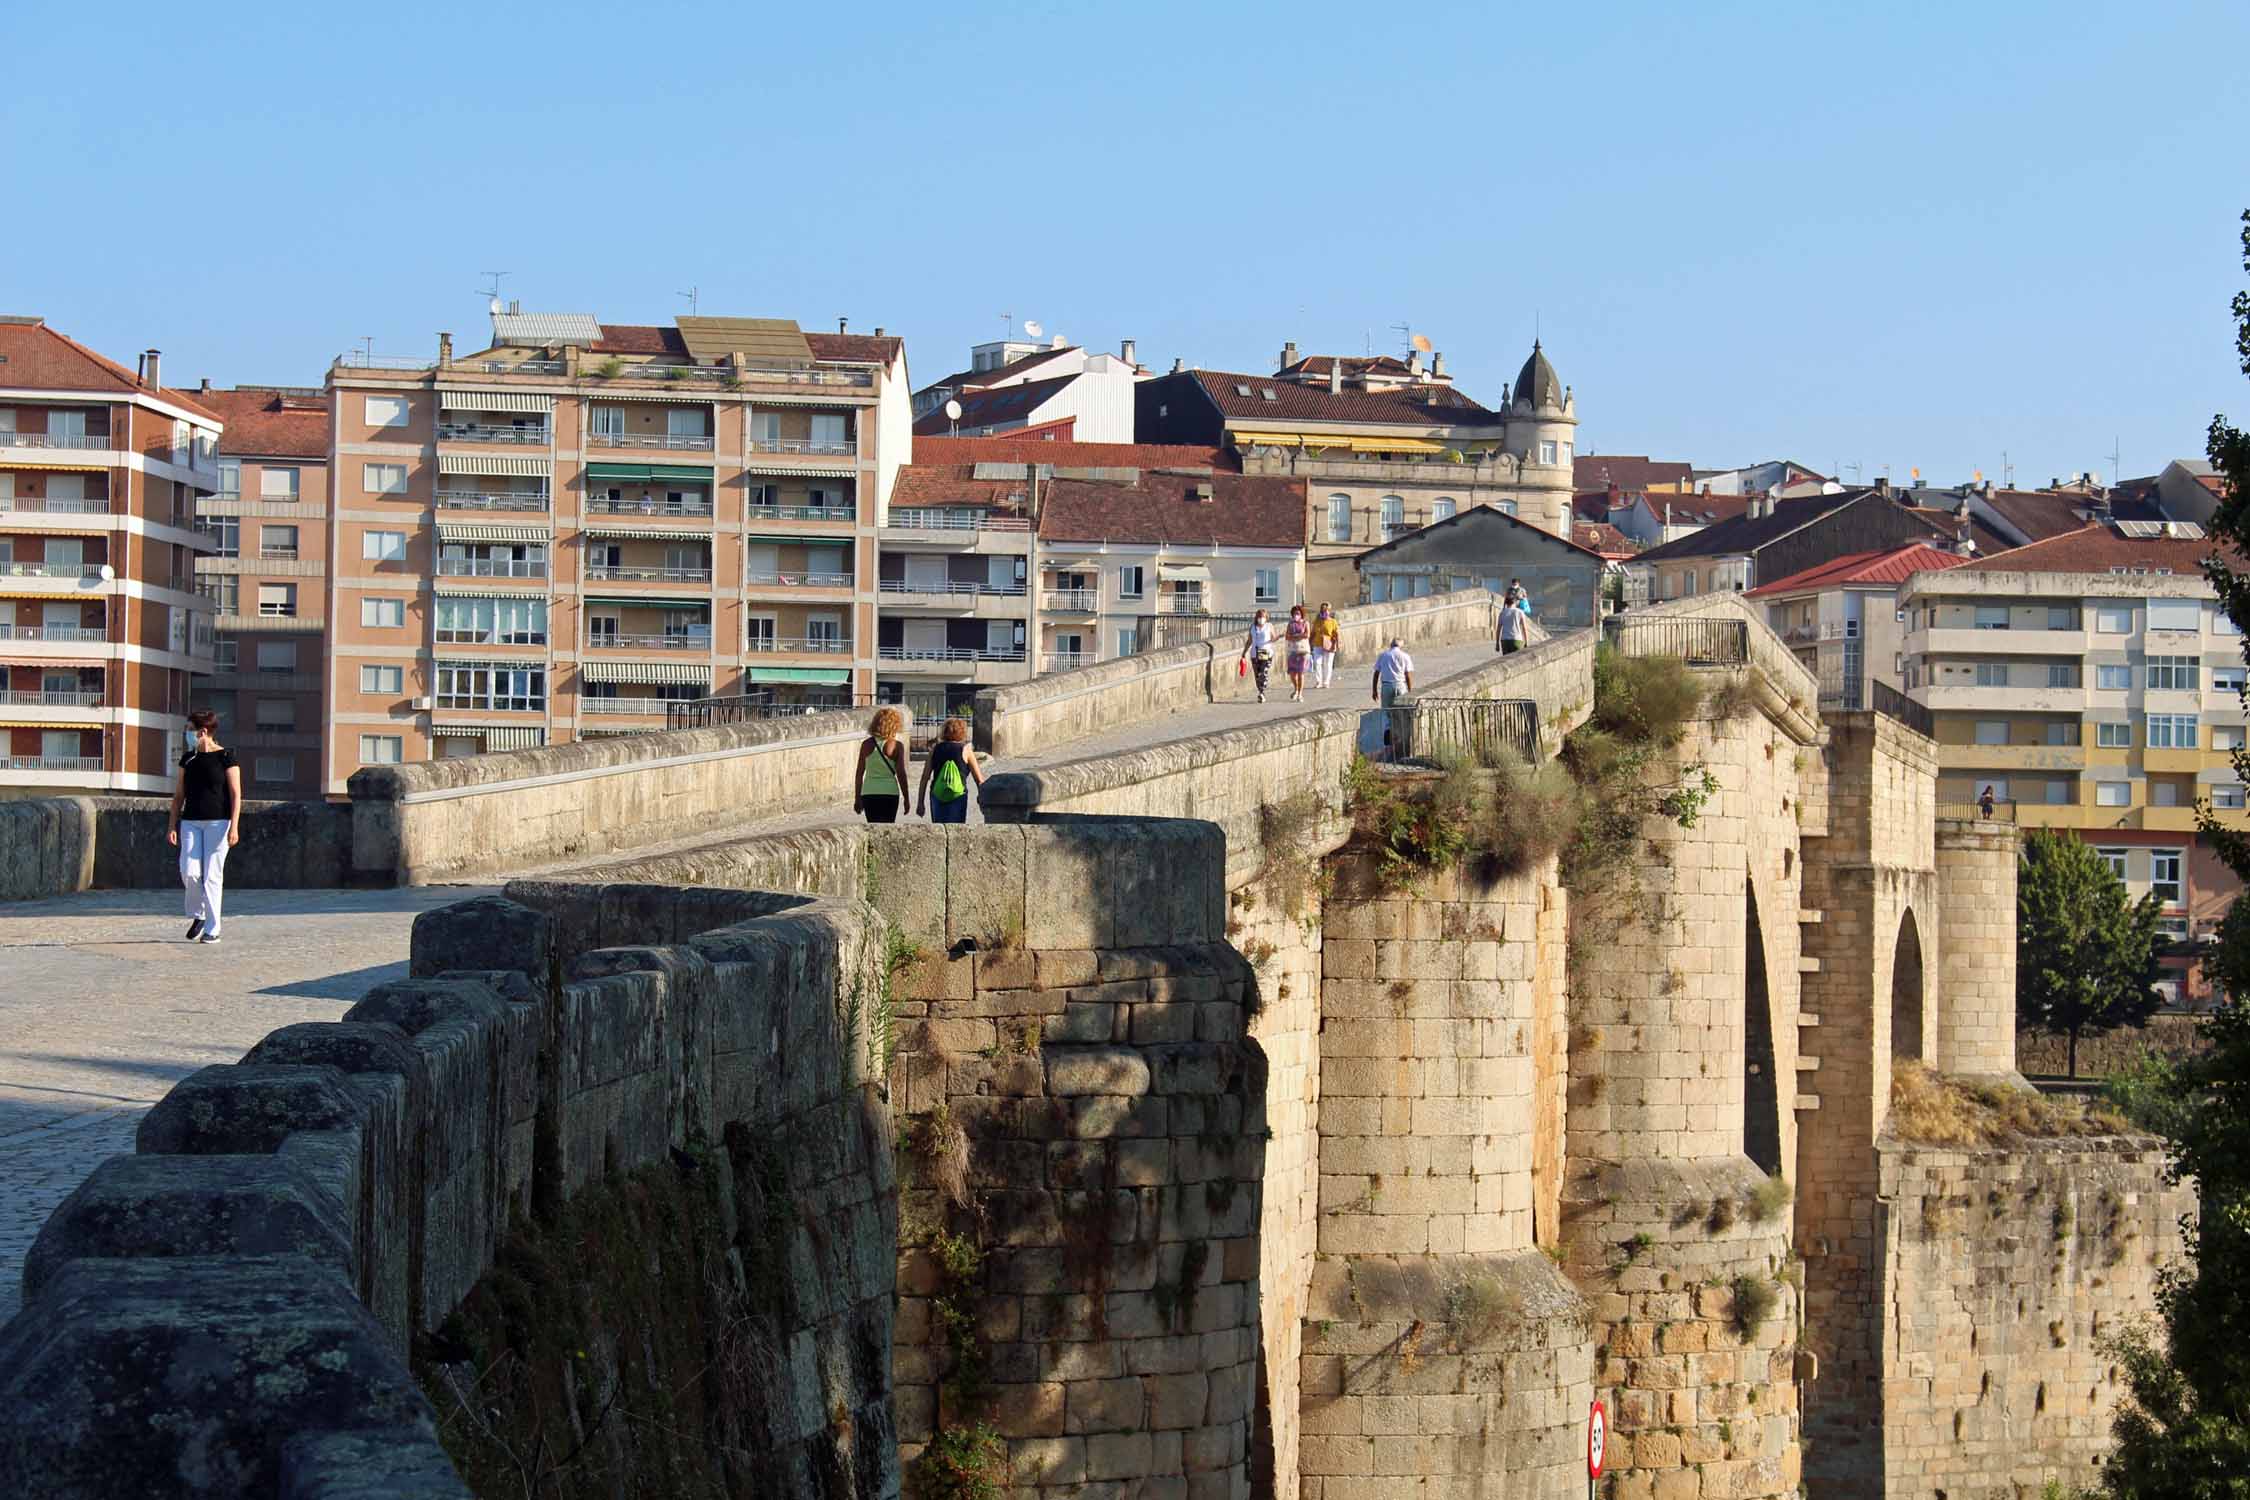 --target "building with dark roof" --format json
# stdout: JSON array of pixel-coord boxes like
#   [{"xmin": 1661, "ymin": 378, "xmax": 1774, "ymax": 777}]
[
  {"xmin": 1623, "ymin": 484, "xmax": 1976, "ymax": 604},
  {"xmin": 1134, "ymin": 338, "xmax": 1580, "ymax": 599},
  {"xmin": 1573, "ymin": 454, "xmax": 1694, "ymax": 494},
  {"xmin": 0, "ymin": 316, "xmax": 225, "ymax": 794},
  {"xmin": 1743, "ymin": 543, "xmax": 1971, "ymax": 710},
  {"xmin": 1354, "ymin": 505, "xmax": 1606, "ymax": 629},
  {"xmin": 910, "ymin": 338, "xmax": 1144, "ymax": 443}
]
